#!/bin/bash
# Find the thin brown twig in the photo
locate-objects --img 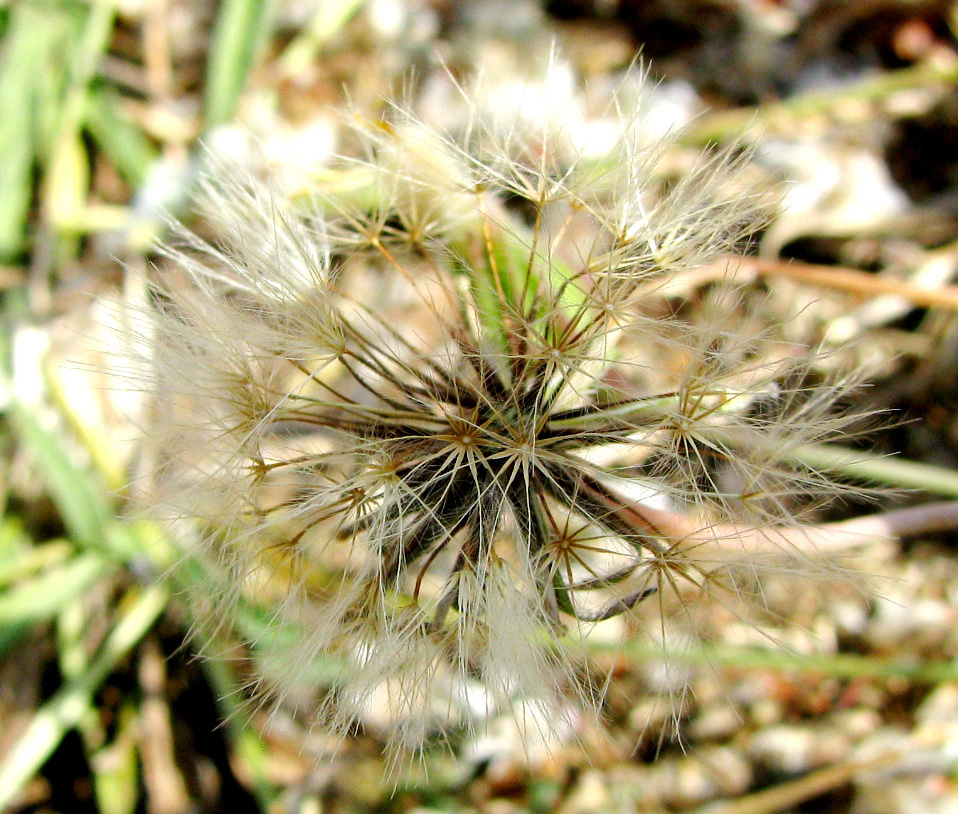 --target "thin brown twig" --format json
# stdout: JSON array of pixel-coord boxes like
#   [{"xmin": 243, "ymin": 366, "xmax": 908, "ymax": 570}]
[
  {"xmin": 680, "ymin": 58, "xmax": 958, "ymax": 146},
  {"xmin": 637, "ymin": 255, "xmax": 958, "ymax": 310},
  {"xmin": 691, "ymin": 724, "xmax": 950, "ymax": 814},
  {"xmin": 737, "ymin": 256, "xmax": 958, "ymax": 311},
  {"xmin": 619, "ymin": 500, "xmax": 958, "ymax": 561}
]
